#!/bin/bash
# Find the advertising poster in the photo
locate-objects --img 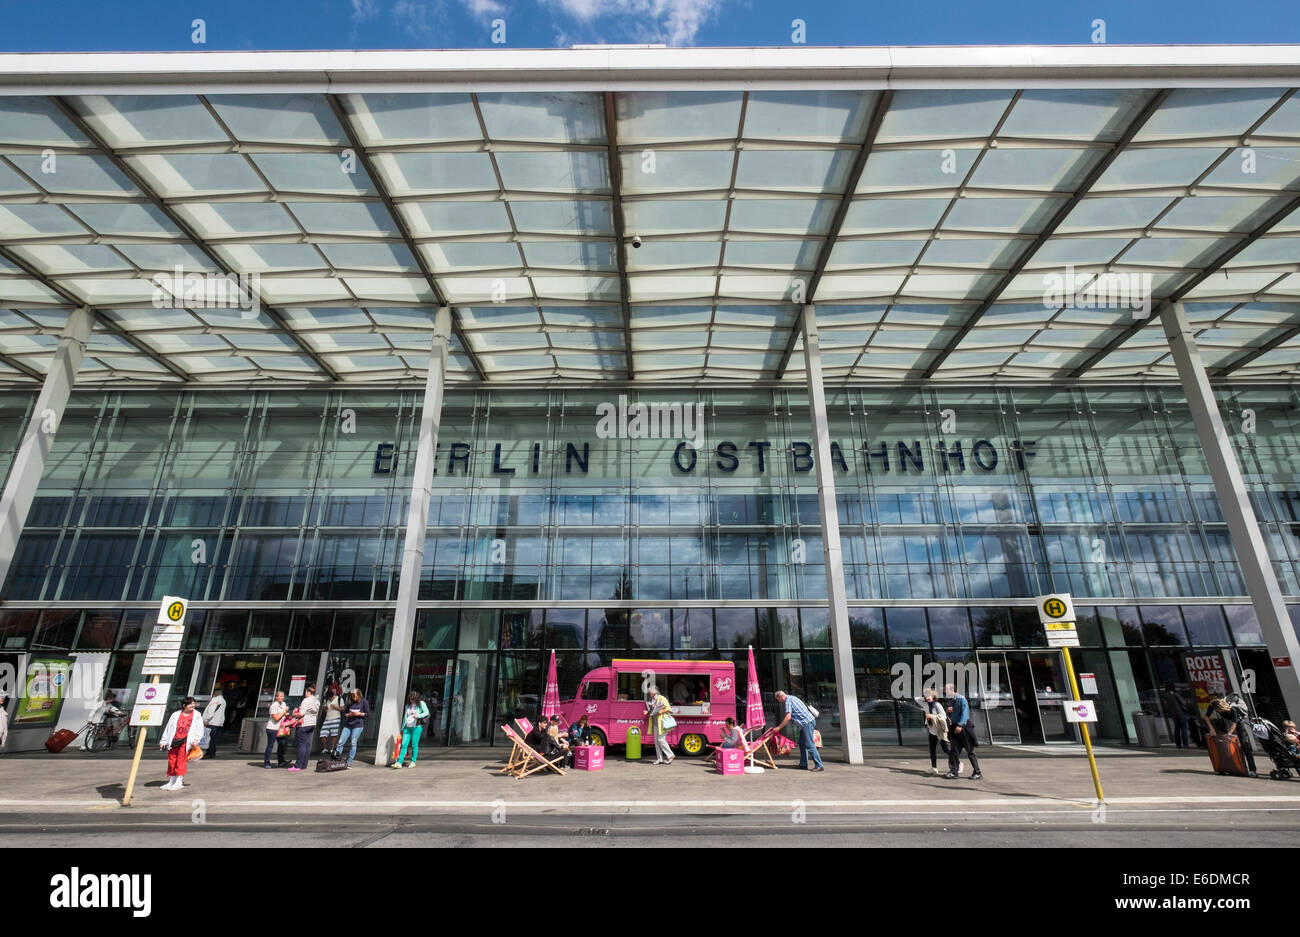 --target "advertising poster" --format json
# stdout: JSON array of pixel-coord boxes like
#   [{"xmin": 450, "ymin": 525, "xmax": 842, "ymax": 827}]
[
  {"xmin": 1183, "ymin": 651, "xmax": 1229, "ymax": 715},
  {"xmin": 13, "ymin": 657, "xmax": 74, "ymax": 725}
]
